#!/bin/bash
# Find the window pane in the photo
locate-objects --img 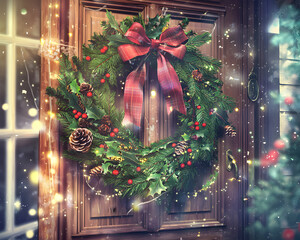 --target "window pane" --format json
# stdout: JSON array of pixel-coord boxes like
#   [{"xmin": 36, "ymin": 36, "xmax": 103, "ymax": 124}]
[
  {"xmin": 15, "ymin": 138, "xmax": 38, "ymax": 226},
  {"xmin": 280, "ymin": 112, "xmax": 294, "ymax": 135},
  {"xmin": 280, "ymin": 85, "xmax": 300, "ymax": 111},
  {"xmin": 0, "ymin": 0, "xmax": 8, "ymax": 34},
  {"xmin": 0, "ymin": 45, "xmax": 7, "ymax": 129},
  {"xmin": 279, "ymin": 60, "xmax": 300, "ymax": 85},
  {"xmin": 16, "ymin": 0, "xmax": 41, "ymax": 39},
  {"xmin": 0, "ymin": 140, "xmax": 6, "ymax": 232},
  {"xmin": 16, "ymin": 47, "xmax": 40, "ymax": 129}
]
